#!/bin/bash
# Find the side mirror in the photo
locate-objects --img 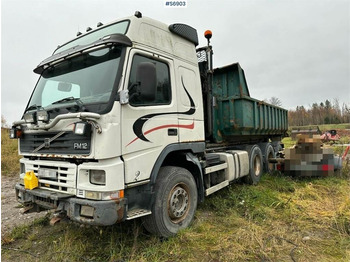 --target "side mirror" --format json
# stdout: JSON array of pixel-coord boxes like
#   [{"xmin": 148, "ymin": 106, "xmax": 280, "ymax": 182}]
[
  {"xmin": 58, "ymin": 82, "xmax": 72, "ymax": 92},
  {"xmin": 136, "ymin": 62, "xmax": 156, "ymax": 102}
]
